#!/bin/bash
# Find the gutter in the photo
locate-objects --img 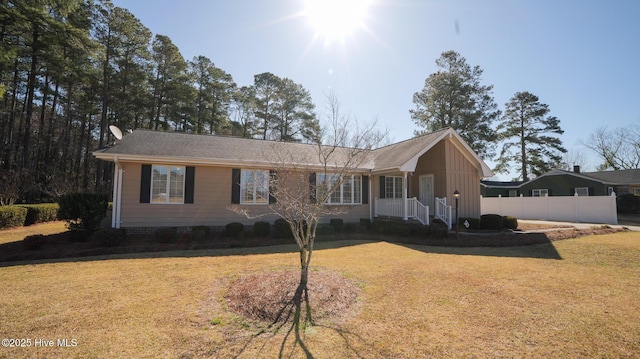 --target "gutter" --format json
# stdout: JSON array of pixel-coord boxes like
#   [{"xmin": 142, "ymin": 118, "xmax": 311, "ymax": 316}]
[{"xmin": 111, "ymin": 156, "xmax": 123, "ymax": 229}]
